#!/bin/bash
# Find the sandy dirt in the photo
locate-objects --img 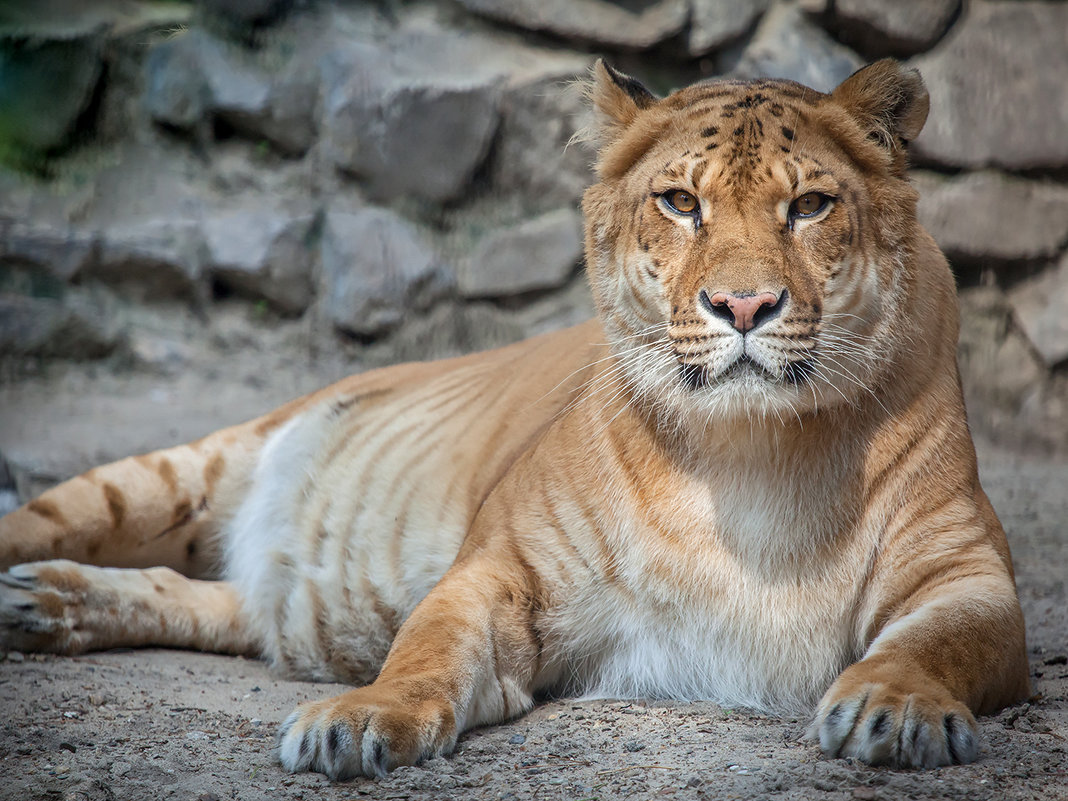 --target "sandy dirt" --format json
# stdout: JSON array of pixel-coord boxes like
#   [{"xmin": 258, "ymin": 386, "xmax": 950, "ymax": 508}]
[{"xmin": 0, "ymin": 368, "xmax": 1066, "ymax": 800}]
